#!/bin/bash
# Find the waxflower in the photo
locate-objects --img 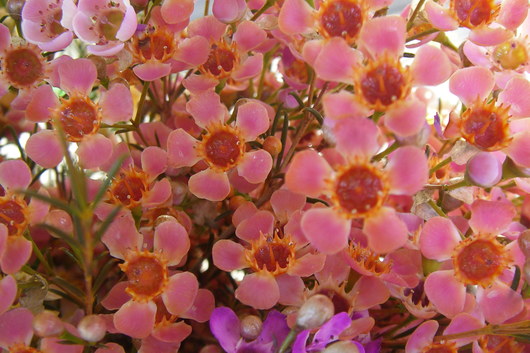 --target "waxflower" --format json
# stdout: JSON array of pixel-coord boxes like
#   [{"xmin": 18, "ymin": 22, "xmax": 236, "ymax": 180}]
[
  {"xmin": 285, "ymin": 117, "xmax": 428, "ymax": 255},
  {"xmin": 167, "ymin": 96, "xmax": 273, "ymax": 201}
]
